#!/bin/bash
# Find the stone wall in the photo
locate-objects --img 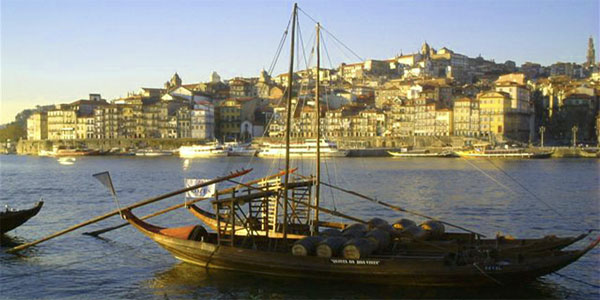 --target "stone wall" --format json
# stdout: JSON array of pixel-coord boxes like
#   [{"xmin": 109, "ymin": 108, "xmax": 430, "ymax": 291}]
[{"xmin": 17, "ymin": 138, "xmax": 209, "ymax": 155}]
